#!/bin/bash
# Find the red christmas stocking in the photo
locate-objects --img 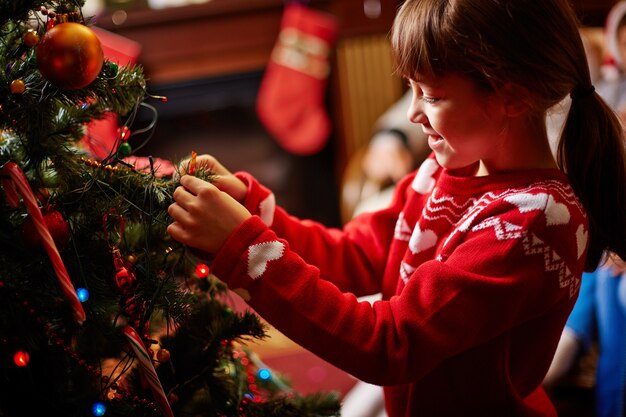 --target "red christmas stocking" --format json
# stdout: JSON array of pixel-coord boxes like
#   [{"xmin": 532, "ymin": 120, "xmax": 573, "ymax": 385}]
[{"xmin": 256, "ymin": 3, "xmax": 338, "ymax": 155}]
